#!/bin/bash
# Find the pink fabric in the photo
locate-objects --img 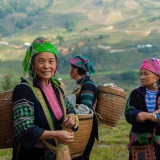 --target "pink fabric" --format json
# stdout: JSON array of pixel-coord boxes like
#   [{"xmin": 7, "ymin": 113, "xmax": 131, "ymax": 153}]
[
  {"xmin": 40, "ymin": 81, "xmax": 63, "ymax": 120},
  {"xmin": 131, "ymin": 132, "xmax": 137, "ymax": 143},
  {"xmin": 140, "ymin": 58, "xmax": 160, "ymax": 75}
]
